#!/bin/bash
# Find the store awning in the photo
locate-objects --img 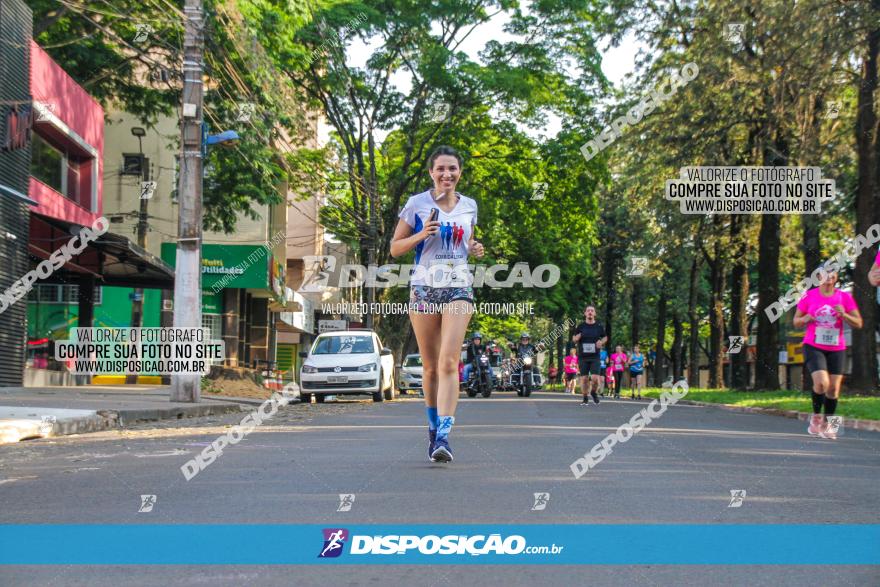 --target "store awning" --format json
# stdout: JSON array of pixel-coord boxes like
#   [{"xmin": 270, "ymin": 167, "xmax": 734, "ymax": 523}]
[
  {"xmin": 90, "ymin": 232, "xmax": 175, "ymax": 288},
  {"xmin": 29, "ymin": 214, "xmax": 174, "ymax": 289}
]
